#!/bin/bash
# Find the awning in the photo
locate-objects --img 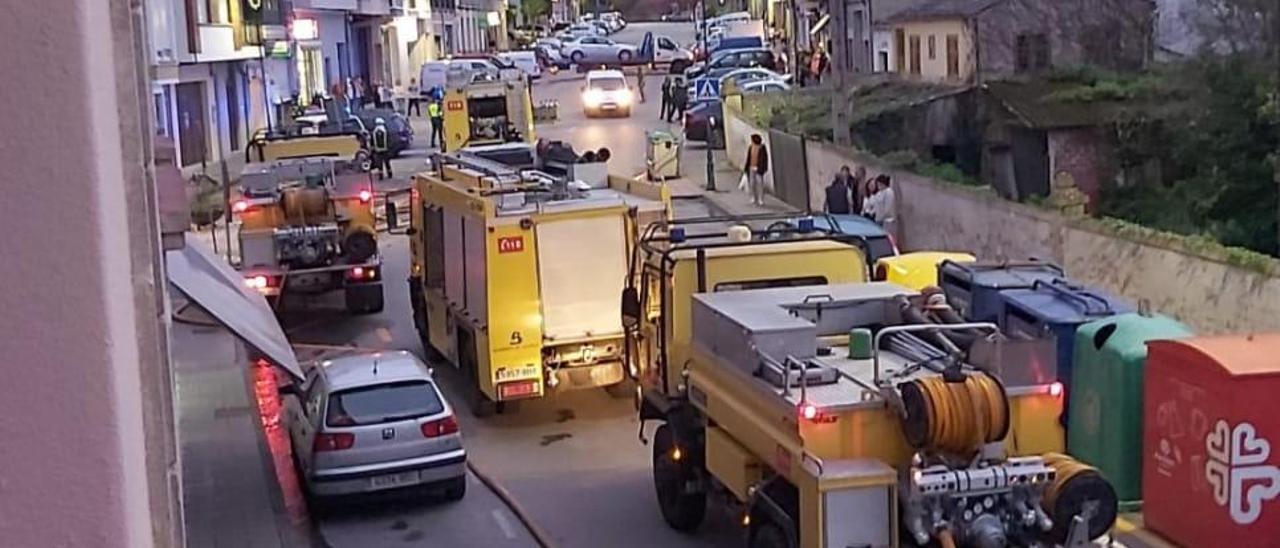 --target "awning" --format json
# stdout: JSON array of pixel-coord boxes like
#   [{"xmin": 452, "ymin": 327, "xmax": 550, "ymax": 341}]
[
  {"xmin": 166, "ymin": 235, "xmax": 303, "ymax": 380},
  {"xmin": 810, "ymin": 14, "xmax": 831, "ymax": 36}
]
